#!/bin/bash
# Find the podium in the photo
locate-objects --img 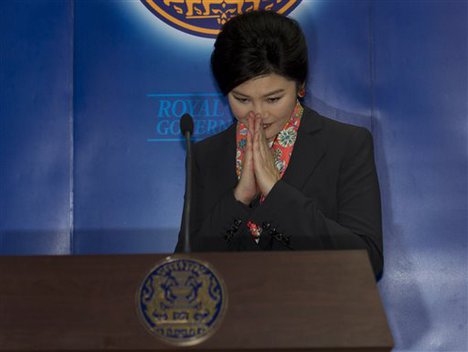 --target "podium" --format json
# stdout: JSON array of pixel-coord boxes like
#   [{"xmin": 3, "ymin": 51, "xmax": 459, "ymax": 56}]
[{"xmin": 0, "ymin": 250, "xmax": 393, "ymax": 351}]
